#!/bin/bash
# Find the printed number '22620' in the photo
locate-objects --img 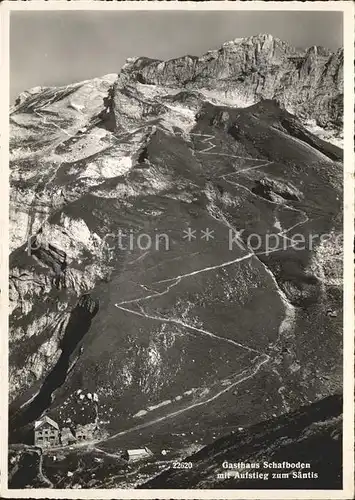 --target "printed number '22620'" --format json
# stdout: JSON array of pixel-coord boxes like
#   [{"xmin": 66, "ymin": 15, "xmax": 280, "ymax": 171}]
[{"xmin": 172, "ymin": 462, "xmax": 193, "ymax": 469}]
